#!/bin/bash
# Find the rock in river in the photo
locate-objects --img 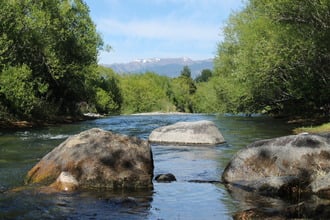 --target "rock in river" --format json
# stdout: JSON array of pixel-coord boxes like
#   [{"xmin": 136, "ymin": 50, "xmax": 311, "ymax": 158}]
[
  {"xmin": 222, "ymin": 133, "xmax": 330, "ymax": 196},
  {"xmin": 26, "ymin": 128, "xmax": 154, "ymax": 191},
  {"xmin": 155, "ymin": 173, "xmax": 177, "ymax": 183},
  {"xmin": 149, "ymin": 120, "xmax": 225, "ymax": 145}
]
